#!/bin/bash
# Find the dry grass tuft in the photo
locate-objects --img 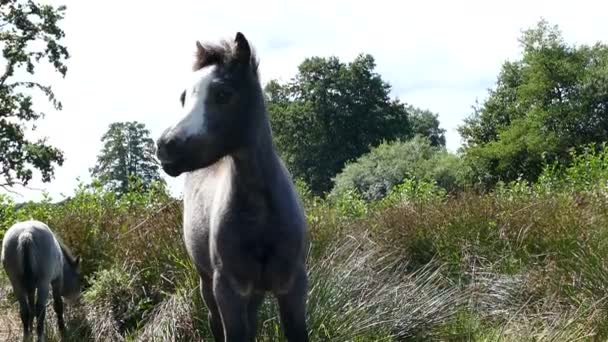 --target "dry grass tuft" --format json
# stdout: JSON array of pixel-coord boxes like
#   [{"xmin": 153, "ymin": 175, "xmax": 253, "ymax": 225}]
[{"xmin": 136, "ymin": 289, "xmax": 204, "ymax": 341}]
